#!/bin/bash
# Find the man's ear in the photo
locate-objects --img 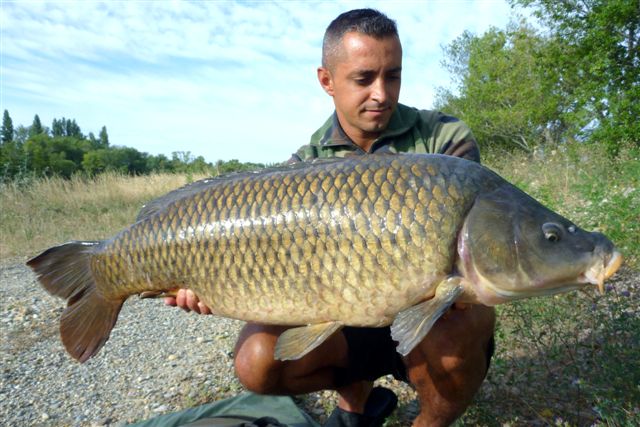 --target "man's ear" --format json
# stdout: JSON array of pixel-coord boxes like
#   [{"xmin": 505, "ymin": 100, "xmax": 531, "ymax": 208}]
[{"xmin": 317, "ymin": 67, "xmax": 334, "ymax": 96}]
